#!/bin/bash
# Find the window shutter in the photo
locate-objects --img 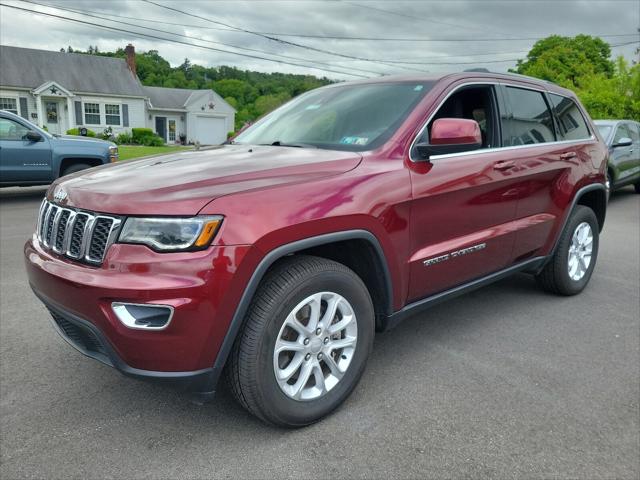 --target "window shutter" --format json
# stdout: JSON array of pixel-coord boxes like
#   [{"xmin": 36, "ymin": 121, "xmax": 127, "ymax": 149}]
[
  {"xmin": 19, "ymin": 98, "xmax": 28, "ymax": 119},
  {"xmin": 122, "ymin": 104, "xmax": 129, "ymax": 127},
  {"xmin": 74, "ymin": 101, "xmax": 82, "ymax": 125}
]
